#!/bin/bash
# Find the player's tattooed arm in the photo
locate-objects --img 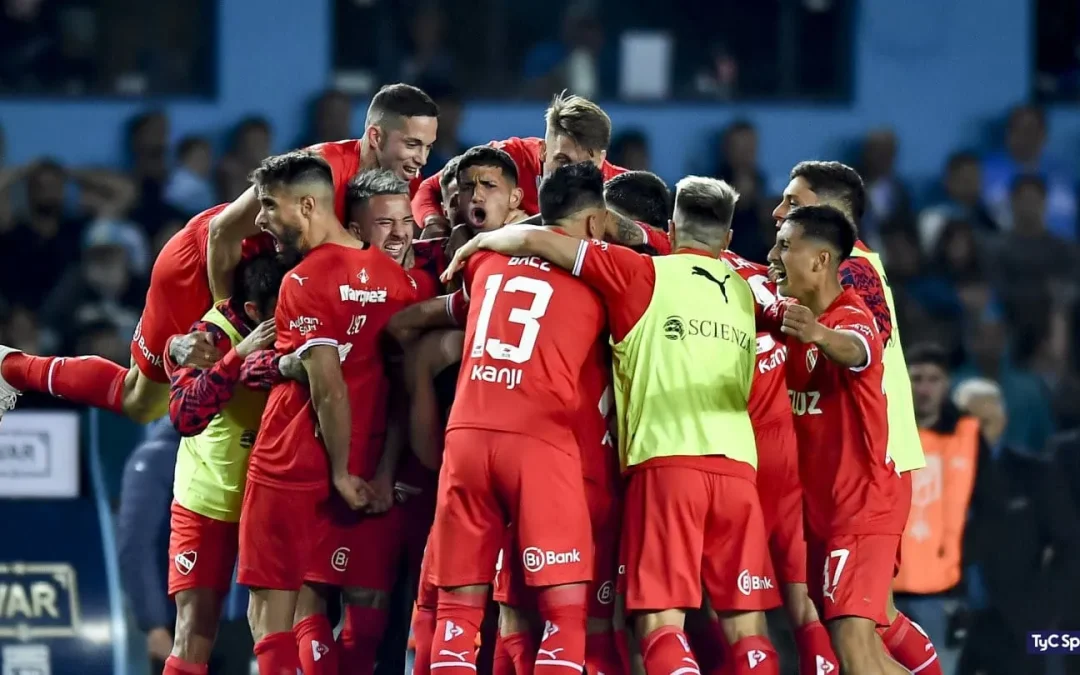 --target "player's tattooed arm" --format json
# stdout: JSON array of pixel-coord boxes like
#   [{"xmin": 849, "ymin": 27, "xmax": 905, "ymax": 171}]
[
  {"xmin": 605, "ymin": 209, "xmax": 647, "ymax": 247},
  {"xmin": 303, "ymin": 344, "xmax": 374, "ymax": 510},
  {"xmin": 207, "ymin": 187, "xmax": 262, "ymax": 301}
]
